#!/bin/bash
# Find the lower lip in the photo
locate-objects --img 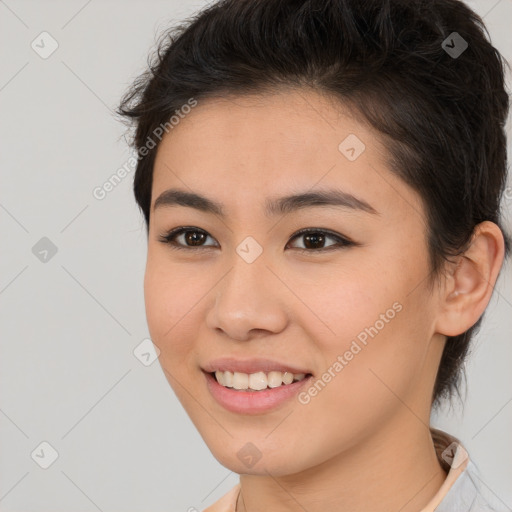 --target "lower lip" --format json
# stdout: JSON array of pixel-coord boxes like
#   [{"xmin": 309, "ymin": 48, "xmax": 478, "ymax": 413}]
[{"xmin": 204, "ymin": 371, "xmax": 313, "ymax": 414}]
